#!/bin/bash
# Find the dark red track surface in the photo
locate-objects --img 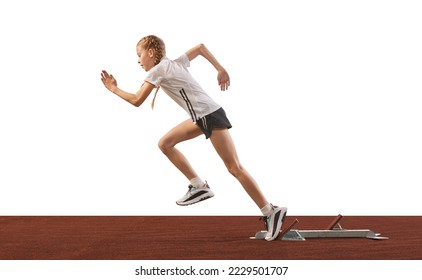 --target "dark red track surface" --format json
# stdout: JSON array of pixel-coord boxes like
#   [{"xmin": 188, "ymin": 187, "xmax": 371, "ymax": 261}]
[{"xmin": 1, "ymin": 216, "xmax": 421, "ymax": 260}]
